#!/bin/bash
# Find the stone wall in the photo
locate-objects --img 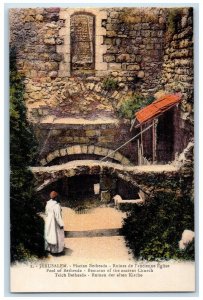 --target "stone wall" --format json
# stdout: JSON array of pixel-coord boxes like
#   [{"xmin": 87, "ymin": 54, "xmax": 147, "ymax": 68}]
[
  {"xmin": 9, "ymin": 7, "xmax": 167, "ymax": 124},
  {"xmin": 31, "ymin": 160, "xmax": 181, "ymax": 198},
  {"xmin": 9, "ymin": 7, "xmax": 194, "ymax": 166},
  {"xmin": 35, "ymin": 122, "xmax": 133, "ymax": 165},
  {"xmin": 161, "ymin": 7, "xmax": 193, "ymax": 156},
  {"xmin": 103, "ymin": 7, "xmax": 165, "ymax": 95}
]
